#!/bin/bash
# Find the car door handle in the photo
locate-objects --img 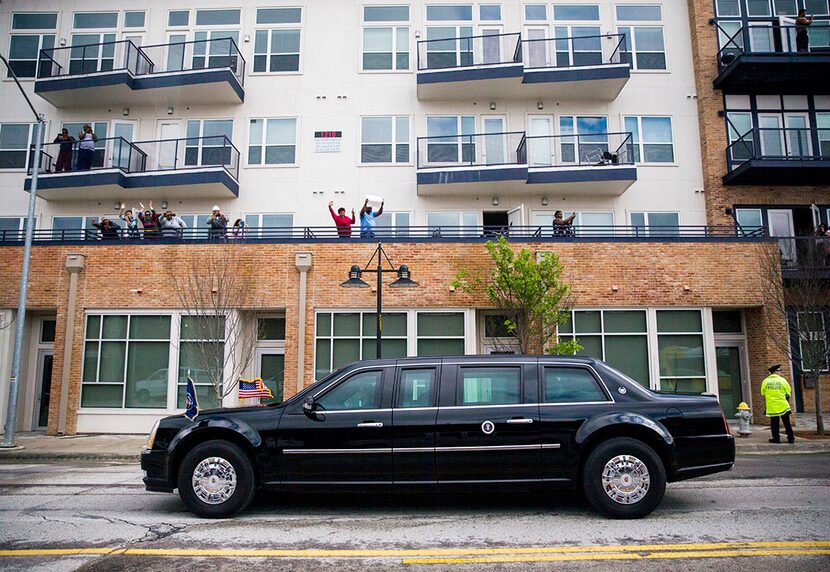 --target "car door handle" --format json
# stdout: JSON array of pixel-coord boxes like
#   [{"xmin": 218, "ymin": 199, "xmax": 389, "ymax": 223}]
[
  {"xmin": 357, "ymin": 422, "xmax": 384, "ymax": 428},
  {"xmin": 505, "ymin": 418, "xmax": 534, "ymax": 424}
]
